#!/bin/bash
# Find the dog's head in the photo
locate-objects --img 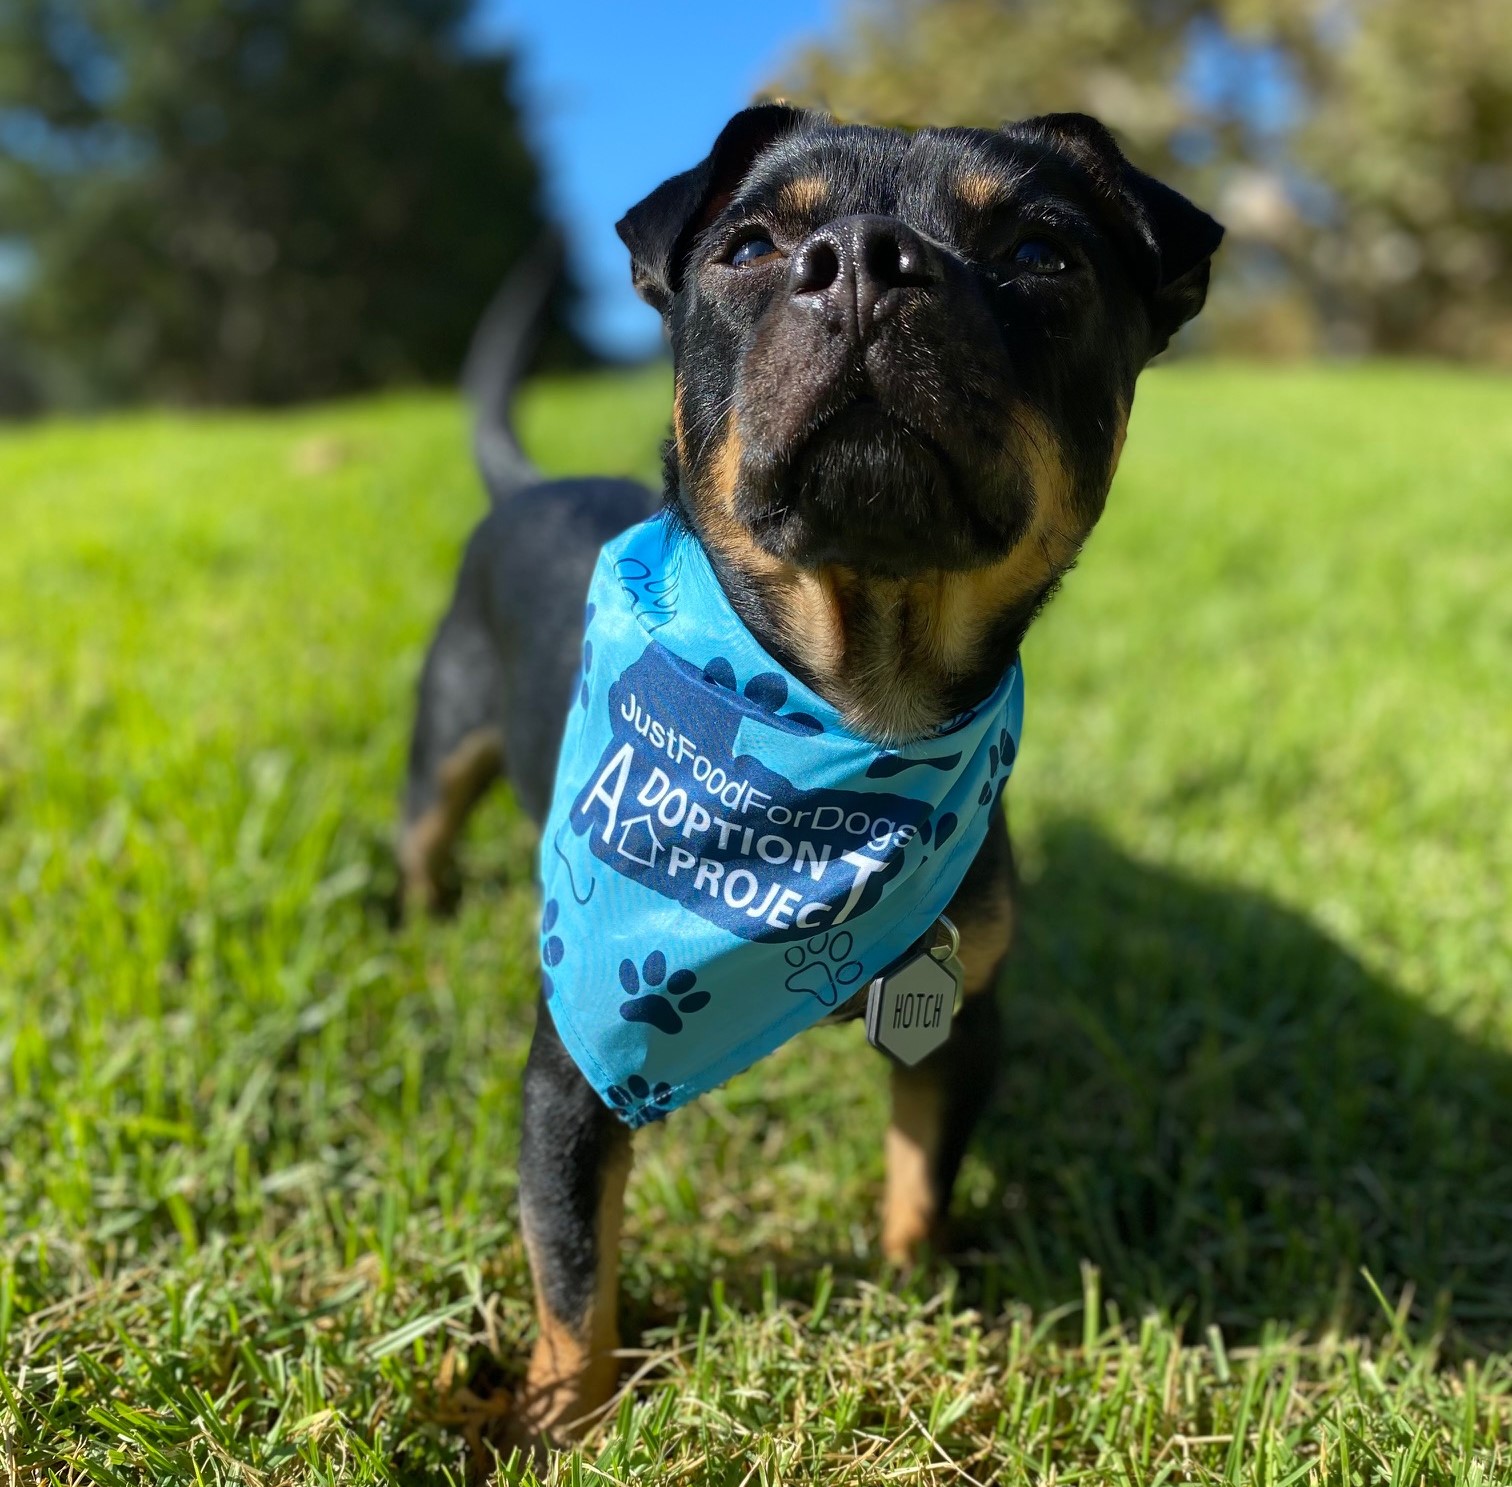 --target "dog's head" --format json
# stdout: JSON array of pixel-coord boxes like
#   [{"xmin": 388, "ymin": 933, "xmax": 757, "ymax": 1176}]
[{"xmin": 619, "ymin": 106, "xmax": 1223, "ymax": 736}]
